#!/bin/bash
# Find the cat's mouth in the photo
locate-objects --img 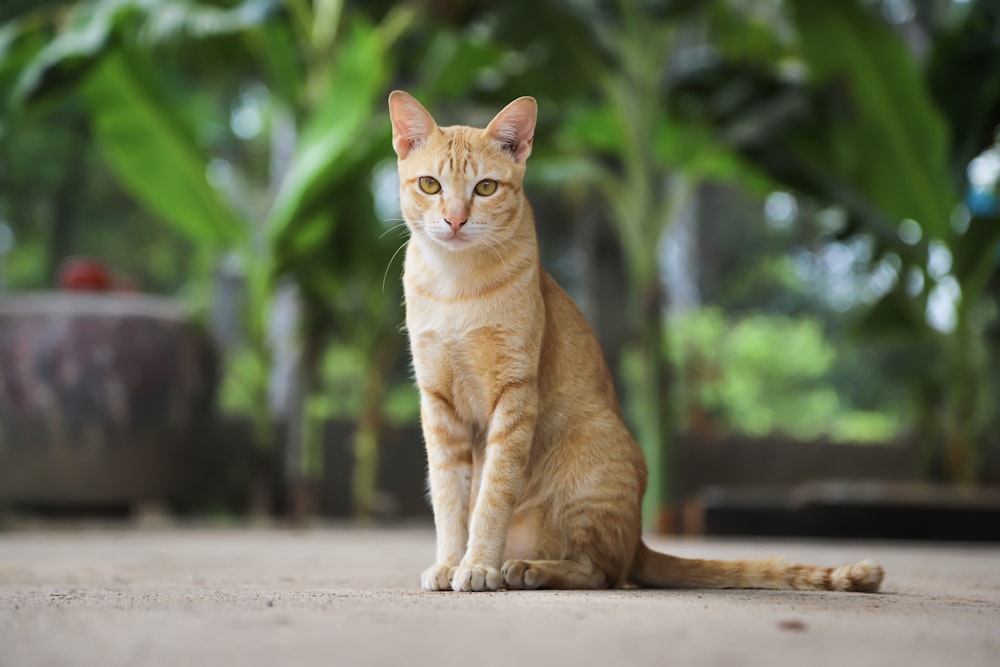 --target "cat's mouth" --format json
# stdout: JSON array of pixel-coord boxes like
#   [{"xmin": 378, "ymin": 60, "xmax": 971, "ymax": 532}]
[{"xmin": 426, "ymin": 226, "xmax": 477, "ymax": 251}]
